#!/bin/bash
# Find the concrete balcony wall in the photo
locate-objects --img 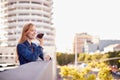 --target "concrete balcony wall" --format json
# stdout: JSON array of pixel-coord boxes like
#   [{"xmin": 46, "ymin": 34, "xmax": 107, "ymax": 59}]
[{"xmin": 0, "ymin": 60, "xmax": 55, "ymax": 80}]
